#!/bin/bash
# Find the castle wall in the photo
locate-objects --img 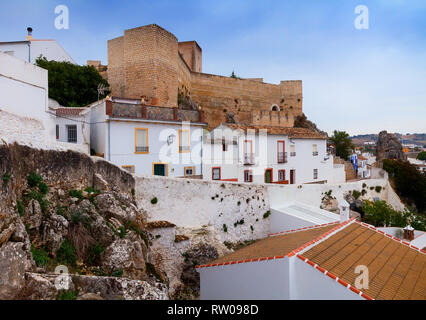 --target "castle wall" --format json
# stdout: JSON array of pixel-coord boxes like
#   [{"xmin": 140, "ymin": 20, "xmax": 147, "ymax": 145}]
[
  {"xmin": 107, "ymin": 24, "xmax": 303, "ymax": 128},
  {"xmin": 190, "ymin": 73, "xmax": 302, "ymax": 129}
]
